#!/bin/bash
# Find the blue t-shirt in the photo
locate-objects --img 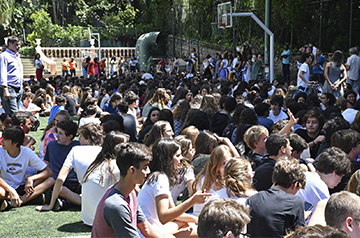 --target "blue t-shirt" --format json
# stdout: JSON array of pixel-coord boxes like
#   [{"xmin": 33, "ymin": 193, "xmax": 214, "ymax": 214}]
[
  {"xmin": 103, "ymin": 101, "xmax": 119, "ymax": 114},
  {"xmin": 44, "ymin": 140, "xmax": 80, "ymax": 181},
  {"xmin": 281, "ymin": 50, "xmax": 291, "ymax": 64},
  {"xmin": 48, "ymin": 105, "xmax": 65, "ymax": 123},
  {"xmin": 312, "ymin": 55, "xmax": 325, "ymax": 74}
]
